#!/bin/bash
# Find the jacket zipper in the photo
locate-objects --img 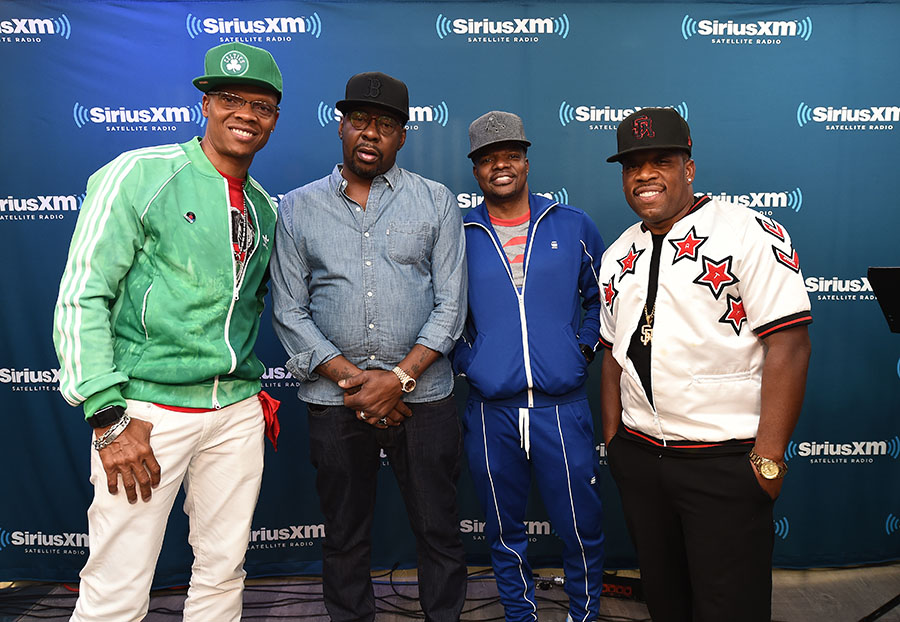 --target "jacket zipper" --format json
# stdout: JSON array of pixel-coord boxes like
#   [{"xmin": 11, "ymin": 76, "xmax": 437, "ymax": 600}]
[
  {"xmin": 216, "ymin": 178, "xmax": 242, "ymax": 408},
  {"xmin": 468, "ymin": 202, "xmax": 557, "ymax": 409},
  {"xmin": 141, "ymin": 284, "xmax": 153, "ymax": 339}
]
